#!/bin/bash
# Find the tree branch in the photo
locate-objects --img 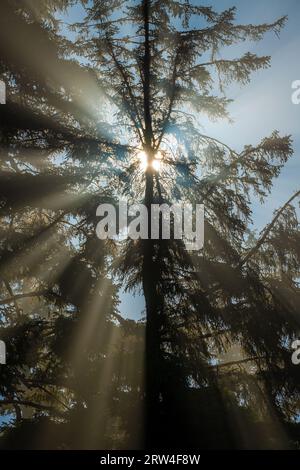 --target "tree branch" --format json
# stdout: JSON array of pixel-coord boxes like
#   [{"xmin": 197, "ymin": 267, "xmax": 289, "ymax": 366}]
[
  {"xmin": 238, "ymin": 190, "xmax": 300, "ymax": 268},
  {"xmin": 0, "ymin": 290, "xmax": 48, "ymax": 306}
]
